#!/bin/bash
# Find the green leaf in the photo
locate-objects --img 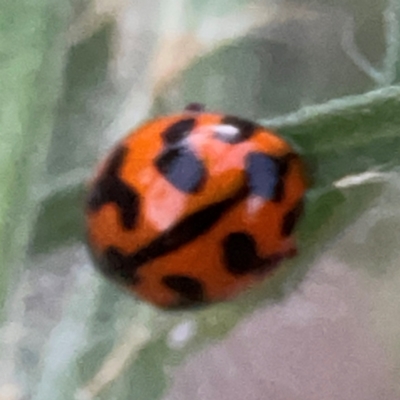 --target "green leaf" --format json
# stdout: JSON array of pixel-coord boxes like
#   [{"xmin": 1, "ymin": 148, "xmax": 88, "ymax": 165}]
[
  {"xmin": 31, "ymin": 181, "xmax": 86, "ymax": 255},
  {"xmin": 0, "ymin": 1, "xmax": 71, "ymax": 316},
  {"xmin": 46, "ymin": 23, "xmax": 114, "ymax": 177},
  {"xmin": 266, "ymin": 86, "xmax": 400, "ymax": 188}
]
